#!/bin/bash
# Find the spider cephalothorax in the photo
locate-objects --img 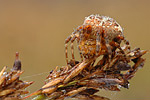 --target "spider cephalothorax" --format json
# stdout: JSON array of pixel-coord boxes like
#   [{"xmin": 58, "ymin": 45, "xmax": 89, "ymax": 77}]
[{"xmin": 65, "ymin": 14, "xmax": 130, "ymax": 65}]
